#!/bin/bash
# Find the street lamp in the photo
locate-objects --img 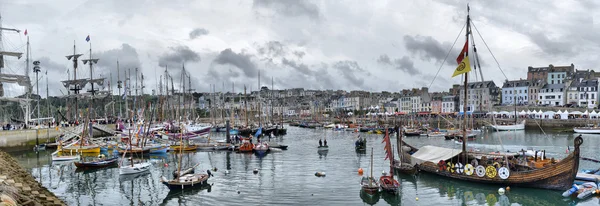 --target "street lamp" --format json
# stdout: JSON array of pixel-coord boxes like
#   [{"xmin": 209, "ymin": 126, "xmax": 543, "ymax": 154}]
[{"xmin": 33, "ymin": 60, "xmax": 41, "ymax": 150}]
